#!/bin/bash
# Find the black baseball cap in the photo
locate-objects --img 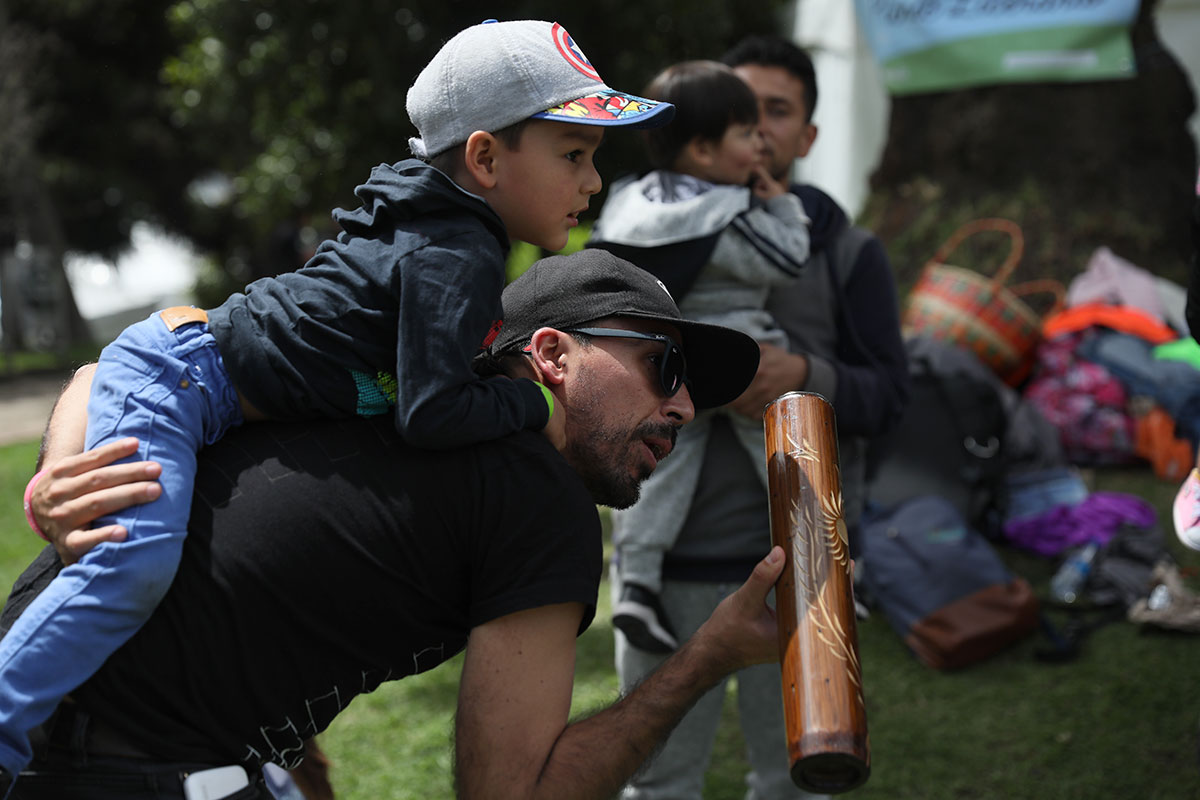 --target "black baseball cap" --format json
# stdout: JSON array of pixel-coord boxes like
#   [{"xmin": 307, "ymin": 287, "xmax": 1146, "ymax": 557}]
[{"xmin": 493, "ymin": 250, "xmax": 760, "ymax": 409}]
